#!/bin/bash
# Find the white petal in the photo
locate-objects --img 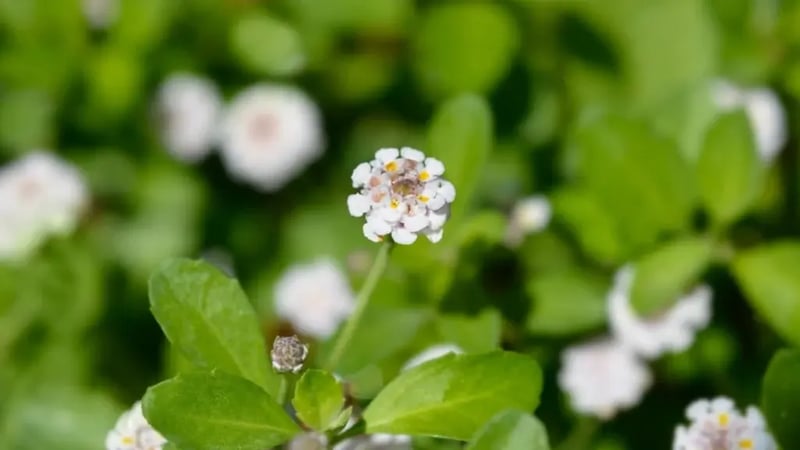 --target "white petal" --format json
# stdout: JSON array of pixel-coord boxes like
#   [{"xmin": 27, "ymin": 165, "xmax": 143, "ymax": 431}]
[
  {"xmin": 347, "ymin": 194, "xmax": 370, "ymax": 217},
  {"xmin": 362, "ymin": 223, "xmax": 382, "ymax": 242},
  {"xmin": 375, "ymin": 148, "xmax": 399, "ymax": 163},
  {"xmin": 425, "ymin": 228, "xmax": 443, "ymax": 243},
  {"xmin": 377, "ymin": 206, "xmax": 403, "ymax": 223},
  {"xmin": 351, "ymin": 162, "xmax": 372, "ymax": 187},
  {"xmin": 400, "ymin": 147, "xmax": 425, "ymax": 161},
  {"xmin": 366, "ymin": 215, "xmax": 392, "ymax": 235},
  {"xmin": 403, "ymin": 214, "xmax": 429, "ymax": 232},
  {"xmin": 745, "ymin": 88, "xmax": 786, "ymax": 163},
  {"xmin": 426, "ymin": 194, "xmax": 447, "ymax": 211},
  {"xmin": 424, "ymin": 157, "xmax": 445, "ymax": 176},
  {"xmin": 391, "ymin": 228, "xmax": 417, "ymax": 245},
  {"xmin": 437, "ymin": 180, "xmax": 456, "ymax": 202},
  {"xmin": 428, "ymin": 206, "xmax": 449, "ymax": 230}
]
